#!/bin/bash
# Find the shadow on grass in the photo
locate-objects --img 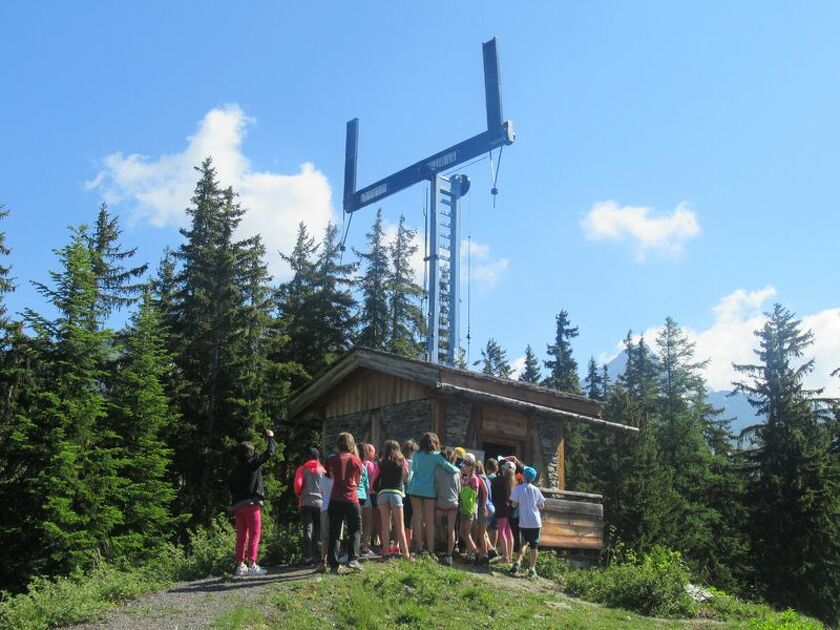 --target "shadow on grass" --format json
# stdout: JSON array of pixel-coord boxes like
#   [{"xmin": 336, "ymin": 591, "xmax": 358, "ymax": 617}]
[{"xmin": 169, "ymin": 567, "xmax": 315, "ymax": 594}]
